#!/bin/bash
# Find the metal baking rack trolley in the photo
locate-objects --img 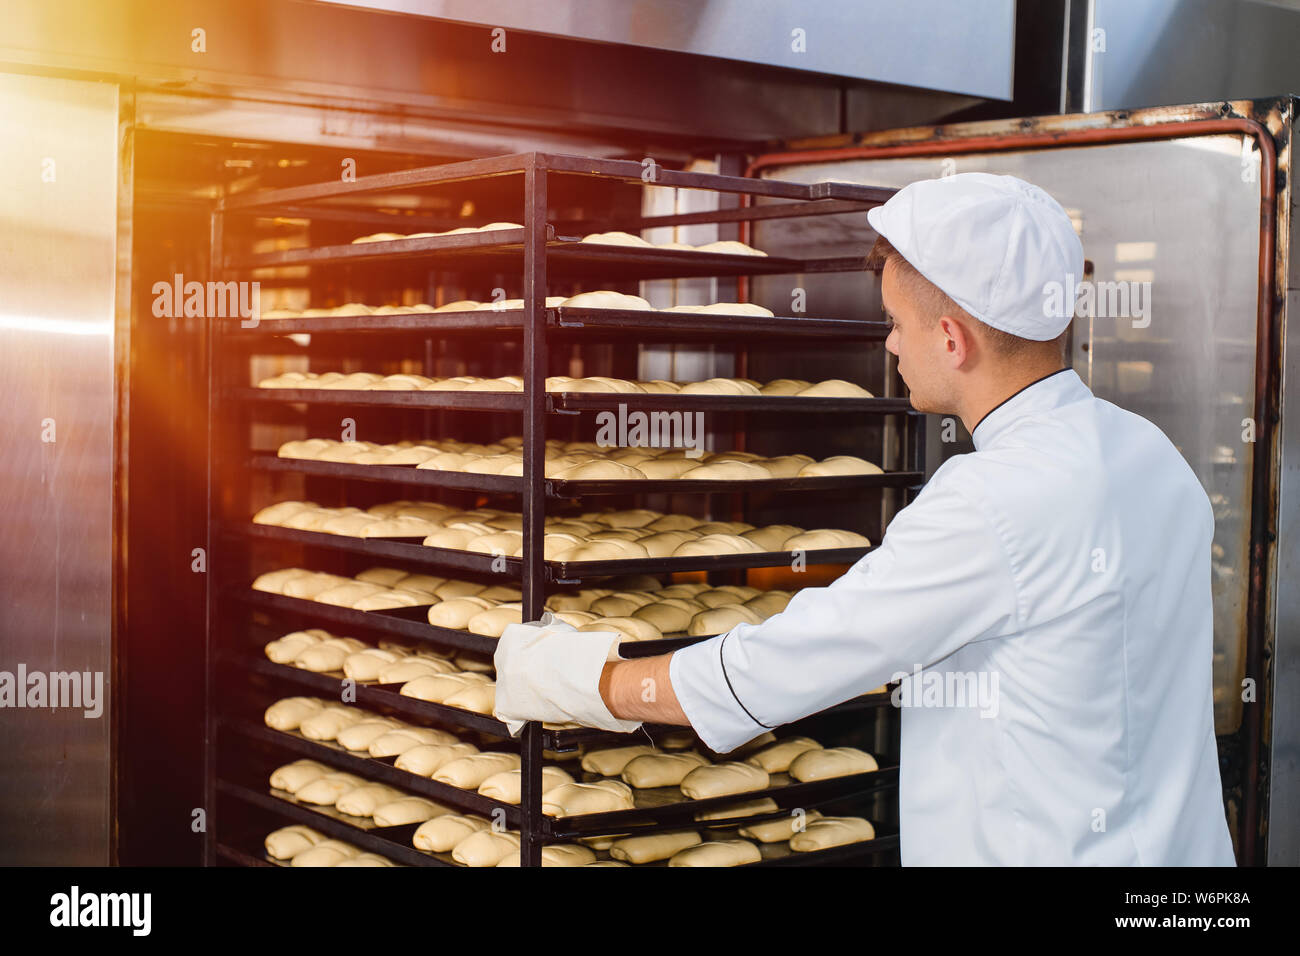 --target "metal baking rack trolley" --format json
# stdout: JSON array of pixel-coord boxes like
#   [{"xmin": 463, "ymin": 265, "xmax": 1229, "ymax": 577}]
[{"xmin": 205, "ymin": 152, "xmax": 924, "ymax": 867}]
